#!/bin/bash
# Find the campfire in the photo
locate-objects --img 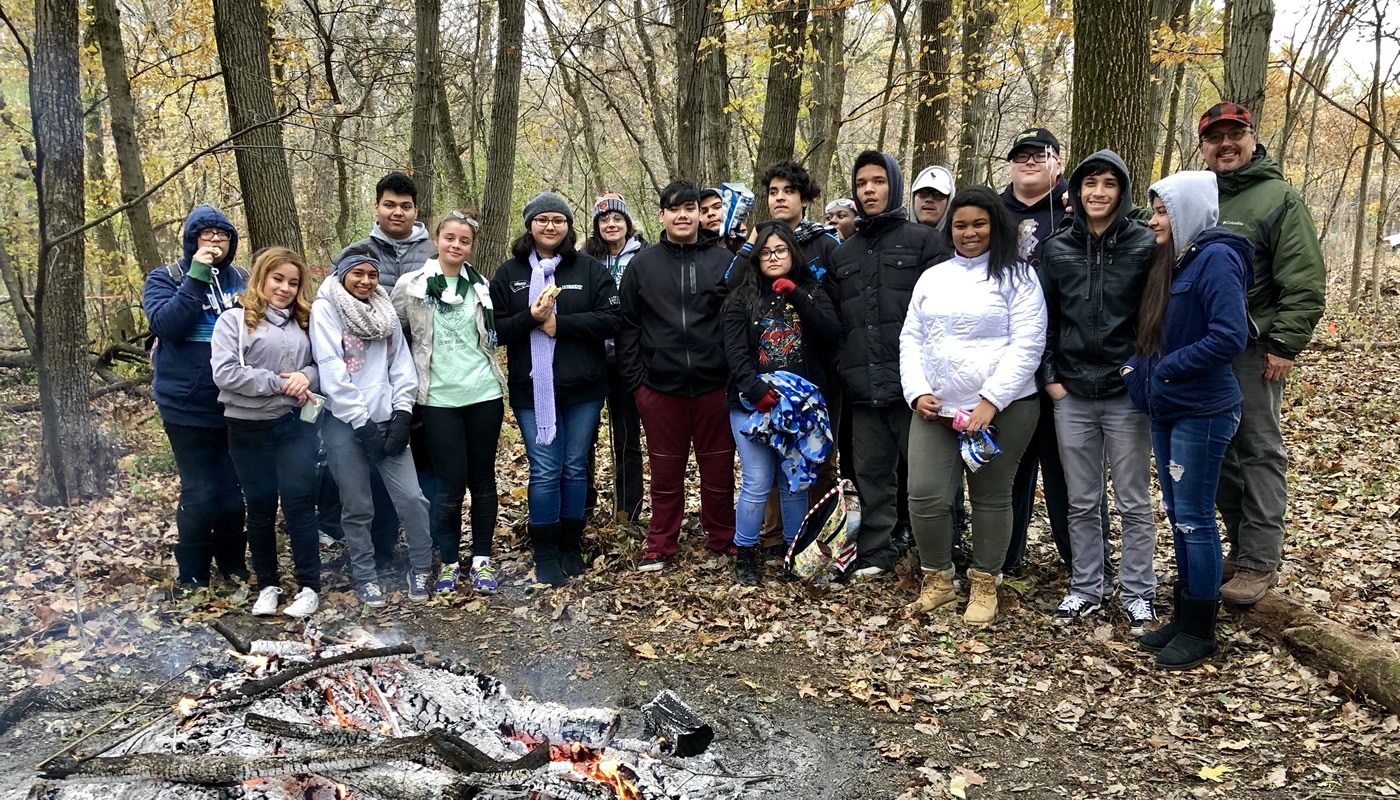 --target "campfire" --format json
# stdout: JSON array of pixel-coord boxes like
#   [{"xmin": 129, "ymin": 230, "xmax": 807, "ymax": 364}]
[{"xmin": 28, "ymin": 628, "xmax": 737, "ymax": 800}]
